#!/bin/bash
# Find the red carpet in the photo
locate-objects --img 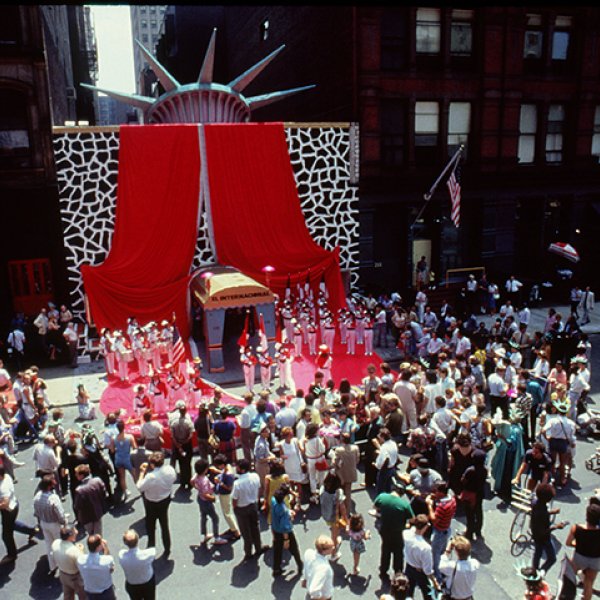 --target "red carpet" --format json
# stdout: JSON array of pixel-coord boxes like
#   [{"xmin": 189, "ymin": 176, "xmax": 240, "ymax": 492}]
[{"xmin": 291, "ymin": 339, "xmax": 383, "ymax": 392}]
